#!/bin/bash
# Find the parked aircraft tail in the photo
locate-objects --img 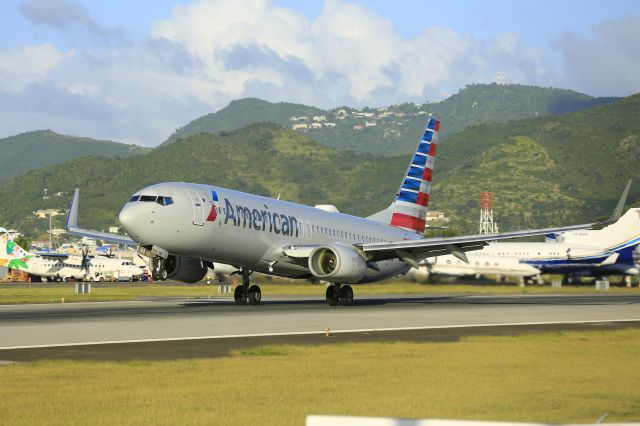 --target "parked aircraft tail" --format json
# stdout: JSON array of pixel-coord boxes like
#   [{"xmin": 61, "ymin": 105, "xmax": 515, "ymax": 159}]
[
  {"xmin": 0, "ymin": 231, "xmax": 33, "ymax": 271},
  {"xmin": 368, "ymin": 117, "xmax": 440, "ymax": 233},
  {"xmin": 553, "ymin": 208, "xmax": 640, "ymax": 261}
]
